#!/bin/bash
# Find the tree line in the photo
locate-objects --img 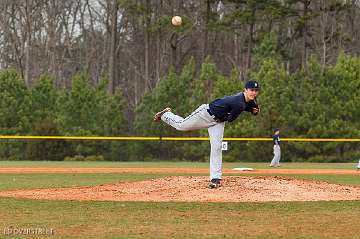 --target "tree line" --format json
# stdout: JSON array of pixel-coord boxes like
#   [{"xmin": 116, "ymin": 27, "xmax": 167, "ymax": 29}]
[
  {"xmin": 1, "ymin": 0, "xmax": 360, "ymax": 110},
  {"xmin": 0, "ymin": 52, "xmax": 359, "ymax": 162}
]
